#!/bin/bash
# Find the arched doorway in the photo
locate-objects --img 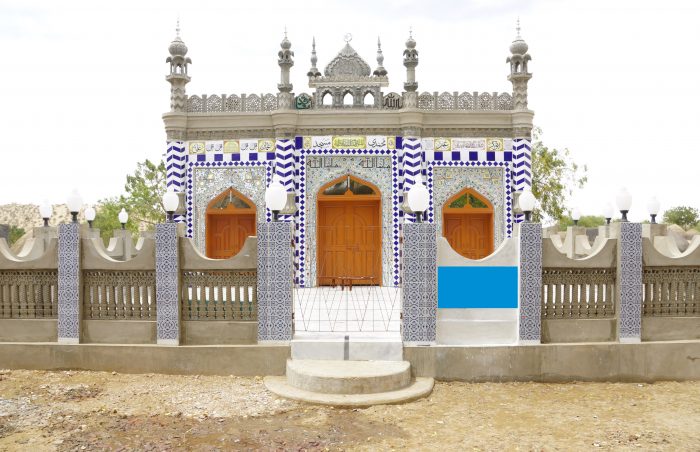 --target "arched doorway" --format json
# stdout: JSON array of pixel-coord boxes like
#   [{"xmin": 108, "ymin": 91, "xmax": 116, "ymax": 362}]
[
  {"xmin": 317, "ymin": 175, "xmax": 381, "ymax": 286},
  {"xmin": 443, "ymin": 188, "xmax": 494, "ymax": 259},
  {"xmin": 205, "ymin": 188, "xmax": 256, "ymax": 259}
]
